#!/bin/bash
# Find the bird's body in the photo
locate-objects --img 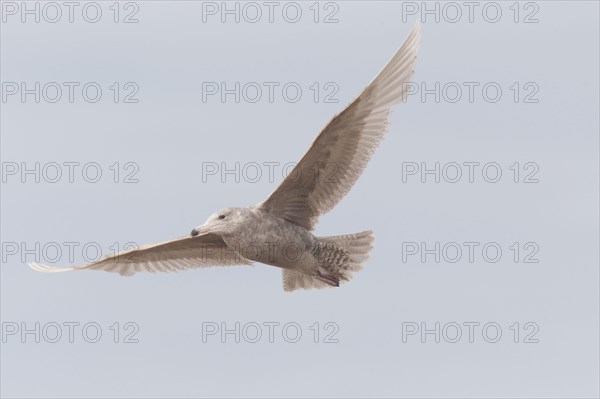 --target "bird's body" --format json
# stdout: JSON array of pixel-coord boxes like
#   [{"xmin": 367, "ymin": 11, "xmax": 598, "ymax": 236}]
[
  {"xmin": 215, "ymin": 206, "xmax": 316, "ymax": 271},
  {"xmin": 29, "ymin": 23, "xmax": 421, "ymax": 291},
  {"xmin": 190, "ymin": 206, "xmax": 373, "ymax": 288}
]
